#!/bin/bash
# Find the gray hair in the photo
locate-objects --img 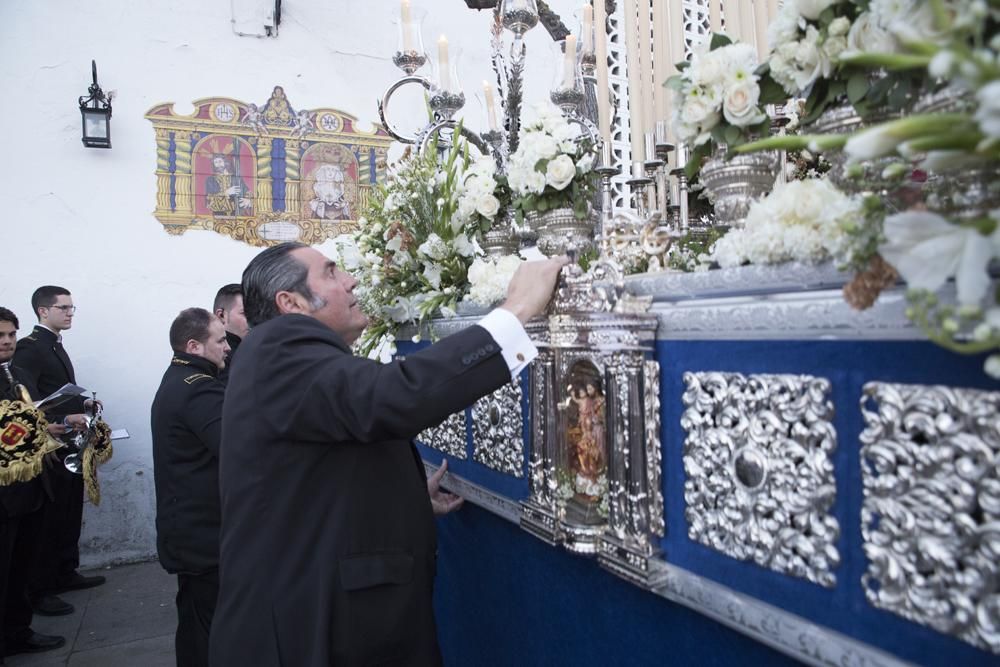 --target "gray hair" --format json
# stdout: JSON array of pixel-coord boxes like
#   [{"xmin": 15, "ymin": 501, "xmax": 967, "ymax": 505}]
[{"xmin": 241, "ymin": 242, "xmax": 326, "ymax": 327}]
